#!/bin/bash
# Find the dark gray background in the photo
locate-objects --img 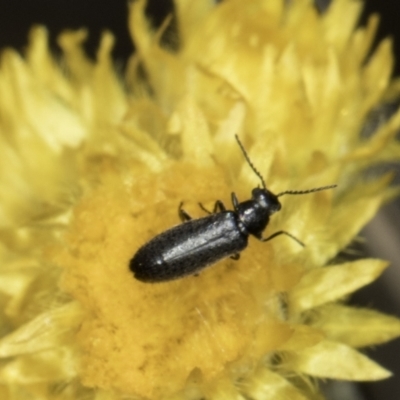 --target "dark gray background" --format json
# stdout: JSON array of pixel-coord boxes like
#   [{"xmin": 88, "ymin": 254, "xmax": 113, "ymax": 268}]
[
  {"xmin": 0, "ymin": 1, "xmax": 398, "ymax": 400},
  {"xmin": 0, "ymin": 1, "xmax": 398, "ymax": 73}
]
